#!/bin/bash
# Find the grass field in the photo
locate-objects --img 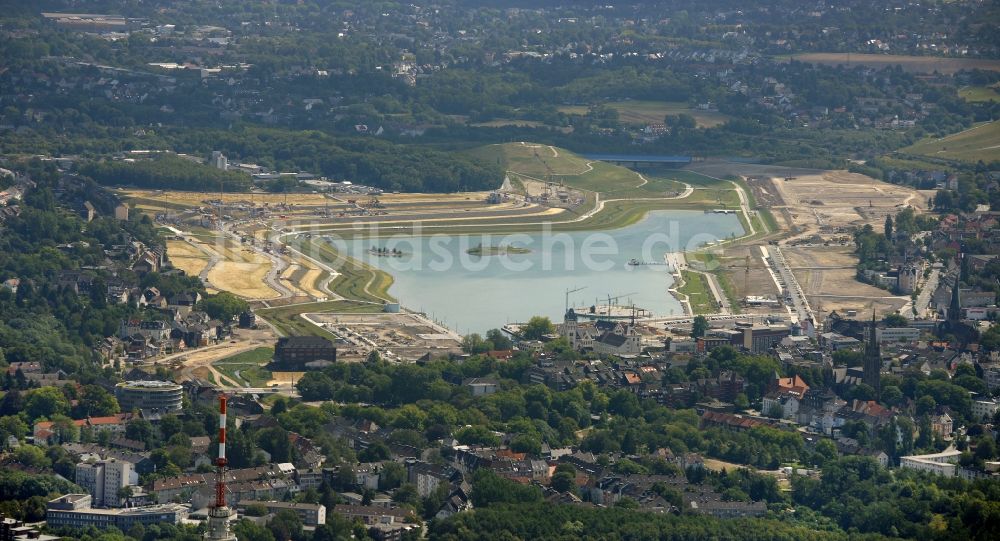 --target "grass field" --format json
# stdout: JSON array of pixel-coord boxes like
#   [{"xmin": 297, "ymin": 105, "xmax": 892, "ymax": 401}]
[
  {"xmin": 558, "ymin": 100, "xmax": 730, "ymax": 128},
  {"xmin": 213, "ymin": 347, "xmax": 274, "ymax": 387},
  {"xmin": 959, "ymin": 85, "xmax": 1000, "ymax": 103},
  {"xmin": 473, "ymin": 142, "xmax": 689, "ymax": 198},
  {"xmin": 899, "ymin": 120, "xmax": 1000, "ymax": 163},
  {"xmin": 677, "ymin": 270, "xmax": 716, "ymax": 314},
  {"xmin": 877, "ymin": 156, "xmax": 954, "ymax": 172},
  {"xmin": 783, "ymin": 53, "xmax": 1000, "ymax": 74},
  {"xmin": 256, "ymin": 300, "xmax": 382, "ymax": 337}
]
